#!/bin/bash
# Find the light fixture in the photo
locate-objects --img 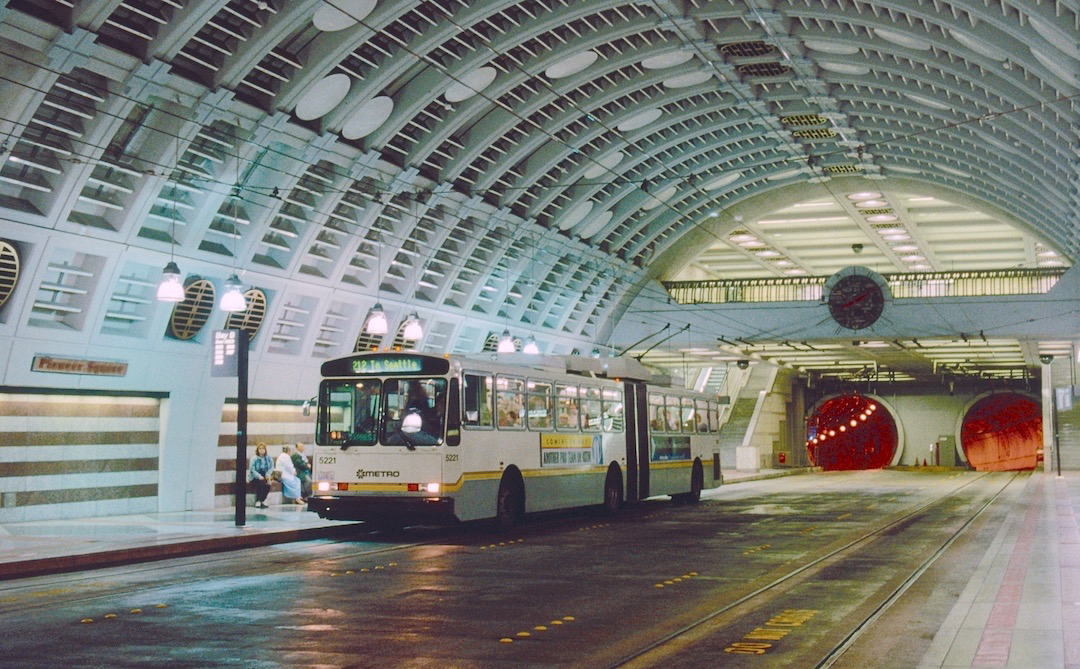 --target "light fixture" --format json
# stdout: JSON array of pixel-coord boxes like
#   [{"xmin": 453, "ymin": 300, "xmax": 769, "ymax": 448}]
[
  {"xmin": 522, "ymin": 335, "xmax": 540, "ymax": 355},
  {"xmin": 402, "ymin": 312, "xmax": 423, "ymax": 340},
  {"xmin": 219, "ymin": 136, "xmax": 246, "ymax": 312},
  {"xmin": 157, "ymin": 137, "xmax": 185, "ymax": 303},
  {"xmin": 365, "ymin": 240, "xmax": 387, "ymax": 335},
  {"xmin": 156, "ymin": 261, "xmax": 184, "ymax": 302},
  {"xmin": 364, "ymin": 303, "xmax": 389, "ymax": 335},
  {"xmin": 219, "ymin": 274, "xmax": 247, "ymax": 312},
  {"xmin": 497, "ymin": 328, "xmax": 516, "ymax": 353}
]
